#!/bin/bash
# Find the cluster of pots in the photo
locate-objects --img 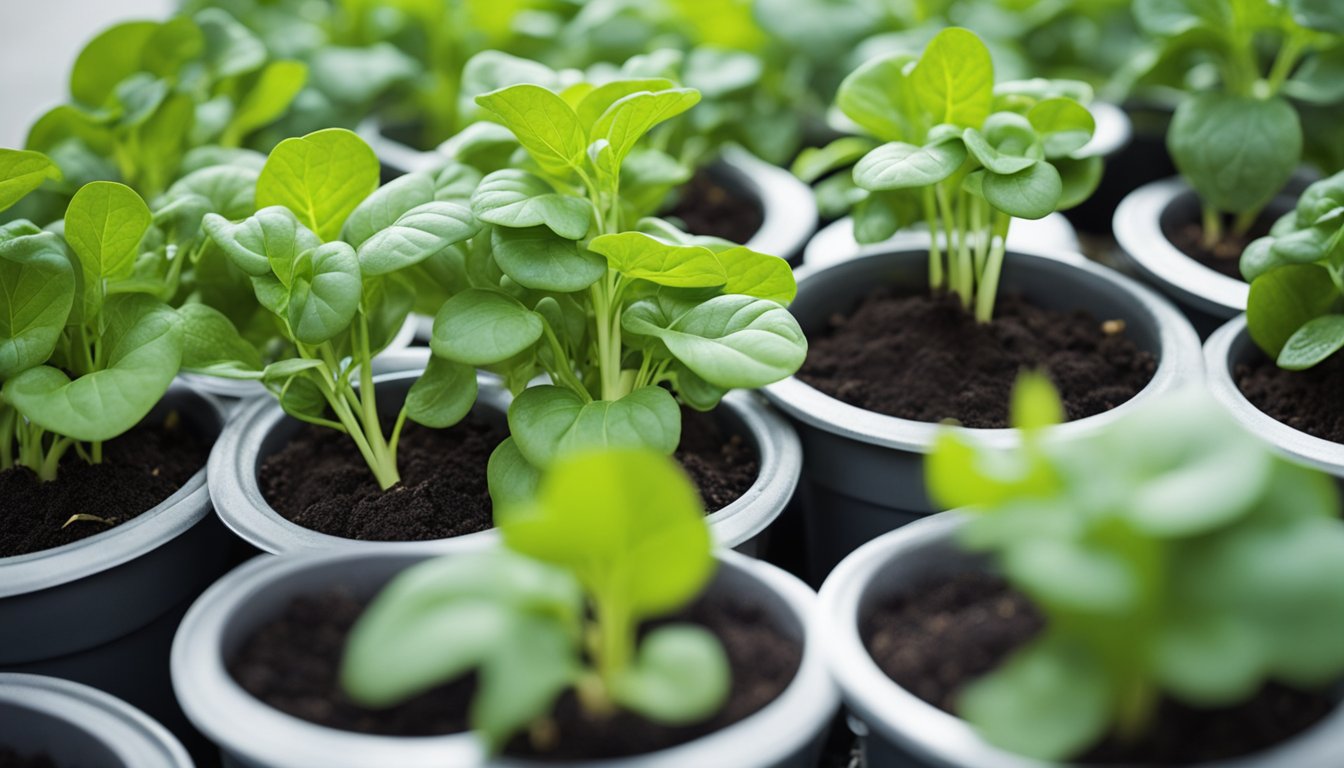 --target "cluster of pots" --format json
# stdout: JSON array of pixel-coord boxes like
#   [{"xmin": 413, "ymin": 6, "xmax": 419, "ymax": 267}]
[{"xmin": 4, "ymin": 103, "xmax": 1342, "ymax": 768}]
